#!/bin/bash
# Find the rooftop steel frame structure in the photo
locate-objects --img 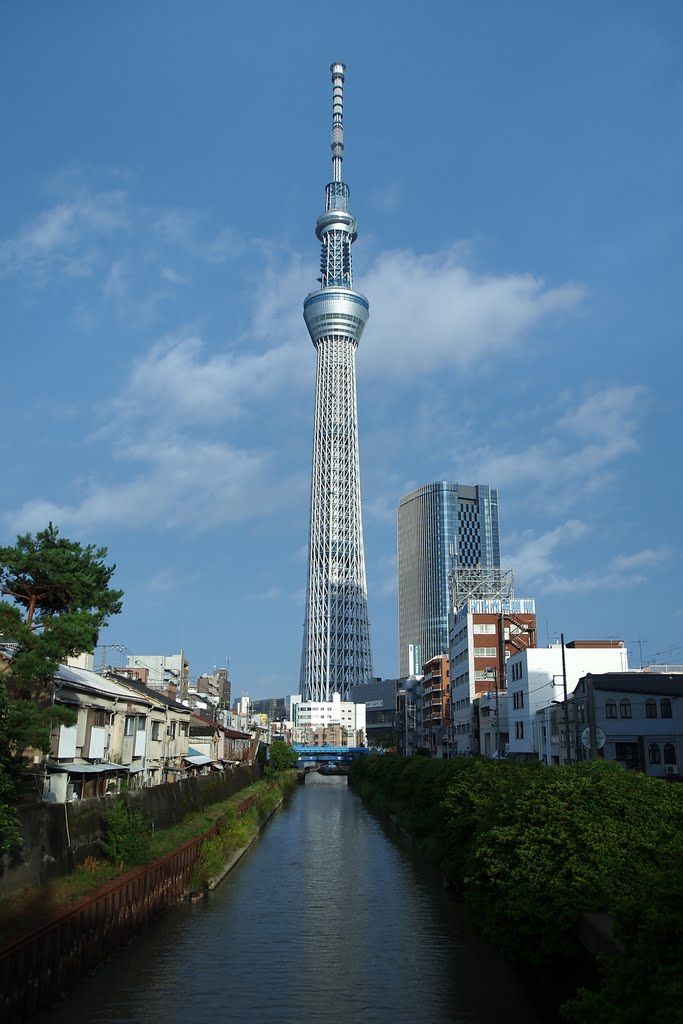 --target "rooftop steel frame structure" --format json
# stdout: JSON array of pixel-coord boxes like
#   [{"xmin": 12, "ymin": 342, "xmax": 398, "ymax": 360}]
[
  {"xmin": 300, "ymin": 64, "xmax": 372, "ymax": 701},
  {"xmin": 449, "ymin": 566, "xmax": 514, "ymax": 611}
]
